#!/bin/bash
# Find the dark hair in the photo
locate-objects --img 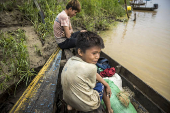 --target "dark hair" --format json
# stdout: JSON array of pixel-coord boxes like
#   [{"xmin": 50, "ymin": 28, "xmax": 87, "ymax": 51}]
[
  {"xmin": 66, "ymin": 0, "xmax": 81, "ymax": 13},
  {"xmin": 76, "ymin": 31, "xmax": 104, "ymax": 54}
]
